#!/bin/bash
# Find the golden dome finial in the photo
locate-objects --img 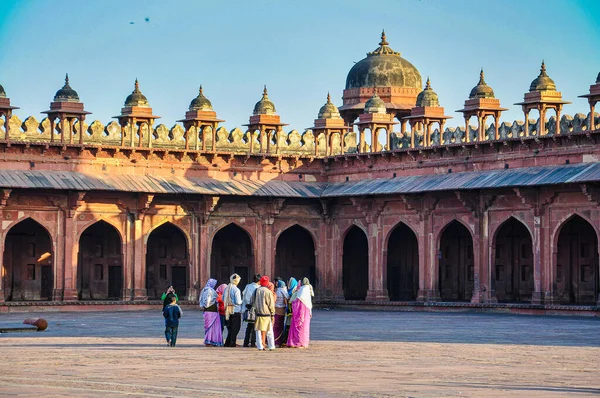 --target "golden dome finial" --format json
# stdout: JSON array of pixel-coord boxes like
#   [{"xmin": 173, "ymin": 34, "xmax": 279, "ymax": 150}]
[
  {"xmin": 327, "ymin": 92, "xmax": 331, "ymax": 103},
  {"xmin": 263, "ymin": 85, "xmax": 268, "ymax": 96},
  {"xmin": 199, "ymin": 85, "xmax": 203, "ymax": 95},
  {"xmin": 379, "ymin": 30, "xmax": 388, "ymax": 46},
  {"xmin": 135, "ymin": 78, "xmax": 140, "ymax": 92},
  {"xmin": 540, "ymin": 60, "xmax": 547, "ymax": 75},
  {"xmin": 425, "ymin": 76, "xmax": 431, "ymax": 89},
  {"xmin": 65, "ymin": 73, "xmax": 70, "ymax": 87}
]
